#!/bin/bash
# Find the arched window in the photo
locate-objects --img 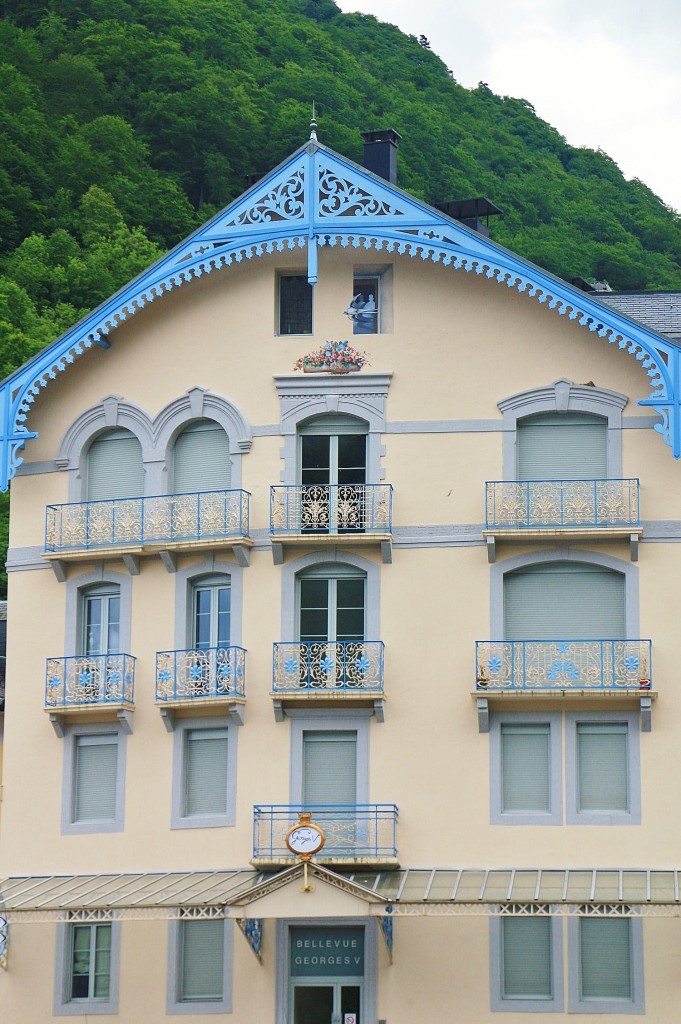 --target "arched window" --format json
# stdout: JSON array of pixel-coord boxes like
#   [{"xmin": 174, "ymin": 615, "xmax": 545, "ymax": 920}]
[
  {"xmin": 86, "ymin": 429, "xmax": 144, "ymax": 500},
  {"xmin": 298, "ymin": 414, "xmax": 368, "ymax": 489},
  {"xmin": 517, "ymin": 412, "xmax": 607, "ymax": 481},
  {"xmin": 81, "ymin": 584, "xmax": 121, "ymax": 656},
  {"xmin": 504, "ymin": 561, "xmax": 625, "ymax": 640},
  {"xmin": 296, "ymin": 563, "xmax": 366, "ymax": 643},
  {"xmin": 190, "ymin": 576, "xmax": 231, "ymax": 650},
  {"xmin": 172, "ymin": 420, "xmax": 231, "ymax": 494}
]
